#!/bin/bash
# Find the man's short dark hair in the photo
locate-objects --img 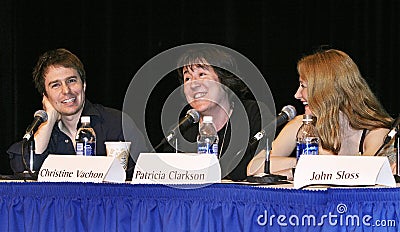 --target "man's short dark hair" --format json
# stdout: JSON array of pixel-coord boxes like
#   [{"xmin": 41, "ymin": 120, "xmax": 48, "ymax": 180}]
[{"xmin": 32, "ymin": 48, "xmax": 86, "ymax": 95}]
